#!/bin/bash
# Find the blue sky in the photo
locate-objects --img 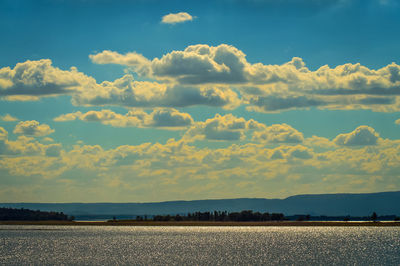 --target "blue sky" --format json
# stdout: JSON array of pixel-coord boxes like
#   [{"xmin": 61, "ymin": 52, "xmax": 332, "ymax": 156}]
[{"xmin": 0, "ymin": 0, "xmax": 400, "ymax": 202}]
